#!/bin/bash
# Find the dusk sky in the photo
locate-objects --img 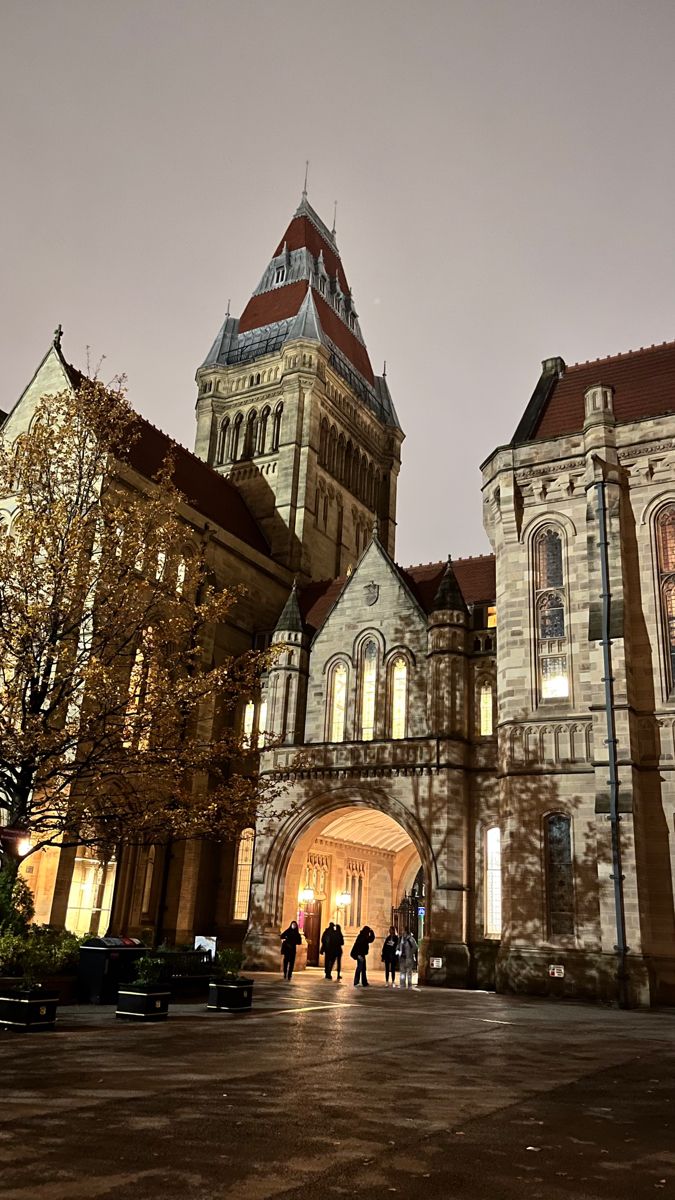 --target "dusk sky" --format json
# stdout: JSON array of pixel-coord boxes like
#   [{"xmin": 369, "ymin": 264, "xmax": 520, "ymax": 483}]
[{"xmin": 2, "ymin": 0, "xmax": 675, "ymax": 566}]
